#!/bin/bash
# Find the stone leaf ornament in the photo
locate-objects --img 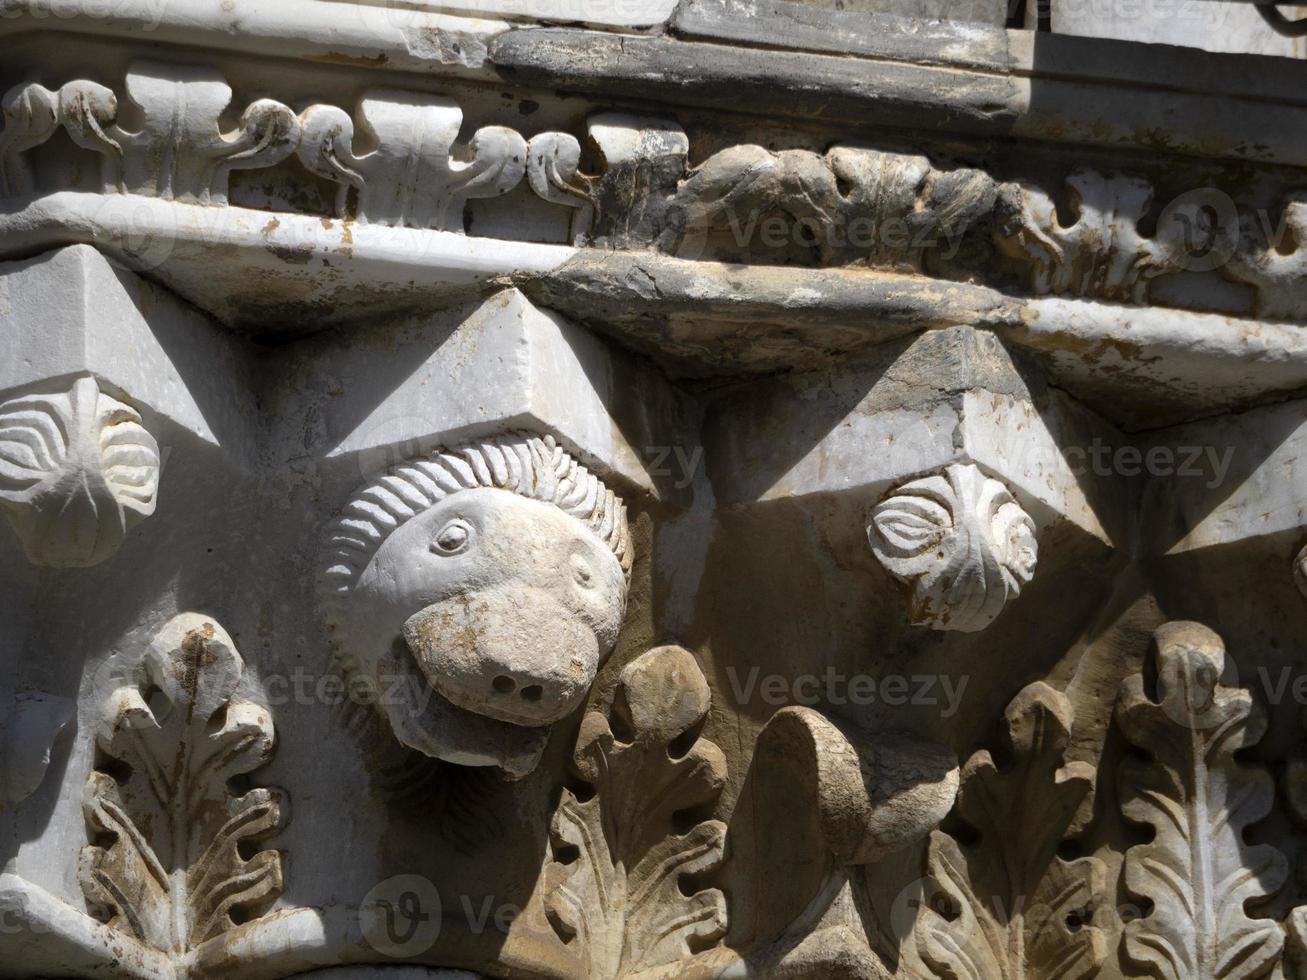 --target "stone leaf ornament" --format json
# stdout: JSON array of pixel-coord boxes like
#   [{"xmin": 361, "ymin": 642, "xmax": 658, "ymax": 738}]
[
  {"xmin": 527, "ymin": 113, "xmax": 690, "ymax": 249},
  {"xmin": 544, "ymin": 645, "xmax": 728, "ymax": 980},
  {"xmin": 1115, "ymin": 621, "xmax": 1286, "ymax": 980},
  {"xmin": 658, "ymin": 142, "xmax": 995, "ymax": 268},
  {"xmin": 80, "ymin": 613, "xmax": 286, "ymax": 955},
  {"xmin": 0, "ymin": 376, "xmax": 160, "ymax": 567},
  {"xmin": 1226, "ymin": 191, "xmax": 1307, "ymax": 320},
  {"xmin": 916, "ymin": 682, "xmax": 1106, "ymax": 980},
  {"xmin": 869, "ymin": 463, "xmax": 1037, "ymax": 632},
  {"xmin": 994, "ymin": 170, "xmax": 1181, "ymax": 303},
  {"xmin": 298, "ymin": 90, "xmax": 526, "ymax": 229}
]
